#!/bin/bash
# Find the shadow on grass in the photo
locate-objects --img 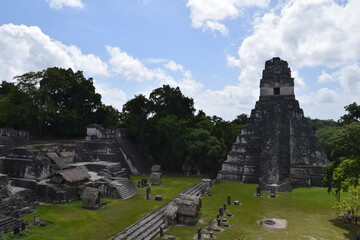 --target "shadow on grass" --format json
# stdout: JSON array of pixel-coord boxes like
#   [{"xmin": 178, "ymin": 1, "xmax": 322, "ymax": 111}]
[{"xmin": 329, "ymin": 217, "xmax": 360, "ymax": 240}]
